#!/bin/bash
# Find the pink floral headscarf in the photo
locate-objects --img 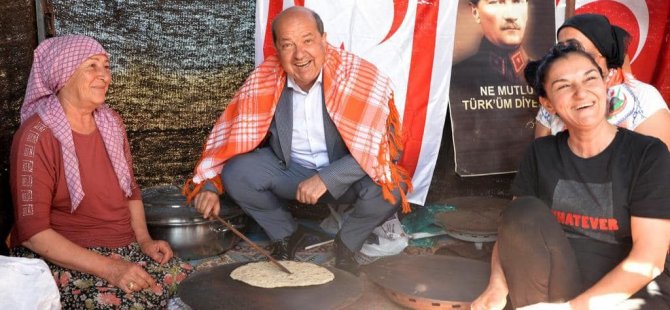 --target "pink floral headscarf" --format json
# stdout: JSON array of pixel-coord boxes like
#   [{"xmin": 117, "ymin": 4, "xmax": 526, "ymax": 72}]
[{"xmin": 21, "ymin": 35, "xmax": 132, "ymax": 212}]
